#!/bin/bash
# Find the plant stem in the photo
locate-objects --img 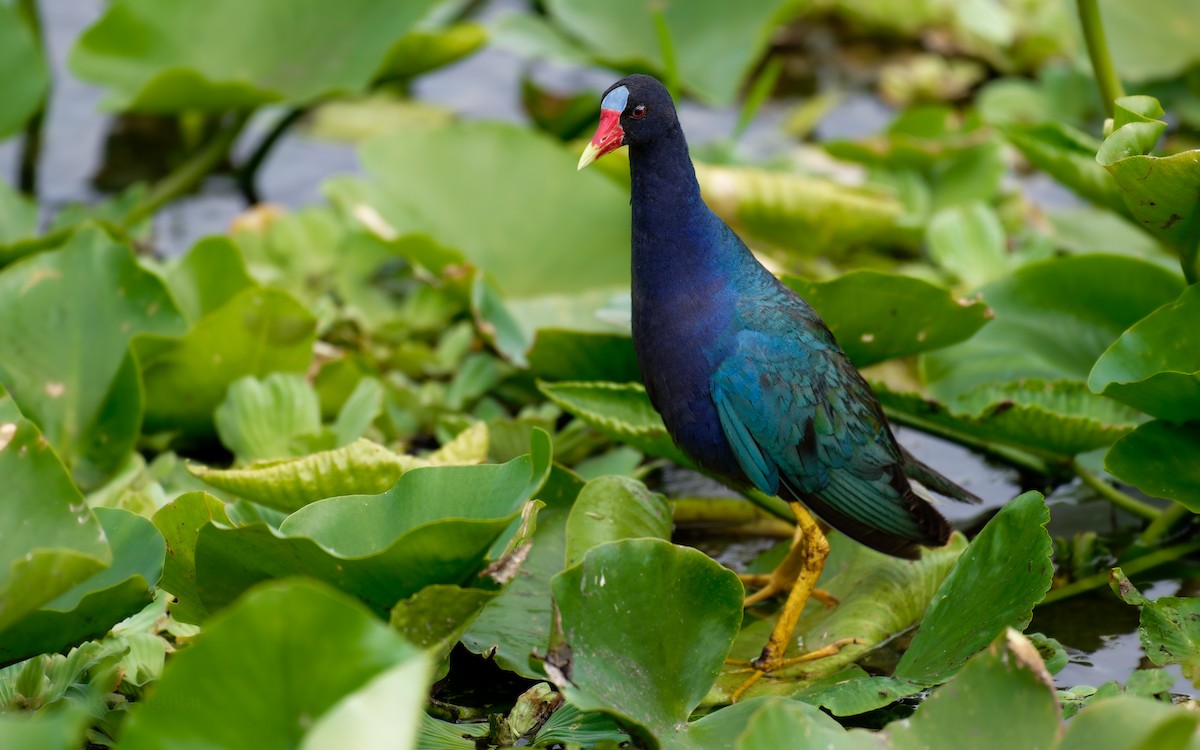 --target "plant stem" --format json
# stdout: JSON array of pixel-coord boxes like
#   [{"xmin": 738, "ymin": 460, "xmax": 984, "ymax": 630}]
[
  {"xmin": 672, "ymin": 498, "xmax": 794, "ymax": 536},
  {"xmin": 1138, "ymin": 501, "xmax": 1193, "ymax": 547},
  {"xmin": 651, "ymin": 9, "xmax": 681, "ymax": 103},
  {"xmin": 1040, "ymin": 539, "xmax": 1200, "ymax": 605},
  {"xmin": 16, "ymin": 0, "xmax": 47, "ymax": 195},
  {"xmin": 881, "ymin": 405, "xmax": 1056, "ymax": 476},
  {"xmin": 122, "ymin": 111, "xmax": 250, "ymax": 230},
  {"xmin": 235, "ymin": 106, "xmax": 308, "ymax": 205},
  {"xmin": 1072, "ymin": 458, "xmax": 1159, "ymax": 521},
  {"xmin": 1076, "ymin": 0, "xmax": 1125, "ymax": 119}
]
